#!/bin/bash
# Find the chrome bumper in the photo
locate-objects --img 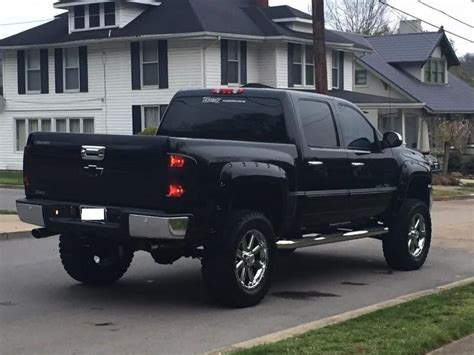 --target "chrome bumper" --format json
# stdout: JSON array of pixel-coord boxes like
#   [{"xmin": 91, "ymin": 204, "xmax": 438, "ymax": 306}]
[
  {"xmin": 16, "ymin": 202, "xmax": 45, "ymax": 226},
  {"xmin": 128, "ymin": 215, "xmax": 189, "ymax": 240}
]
